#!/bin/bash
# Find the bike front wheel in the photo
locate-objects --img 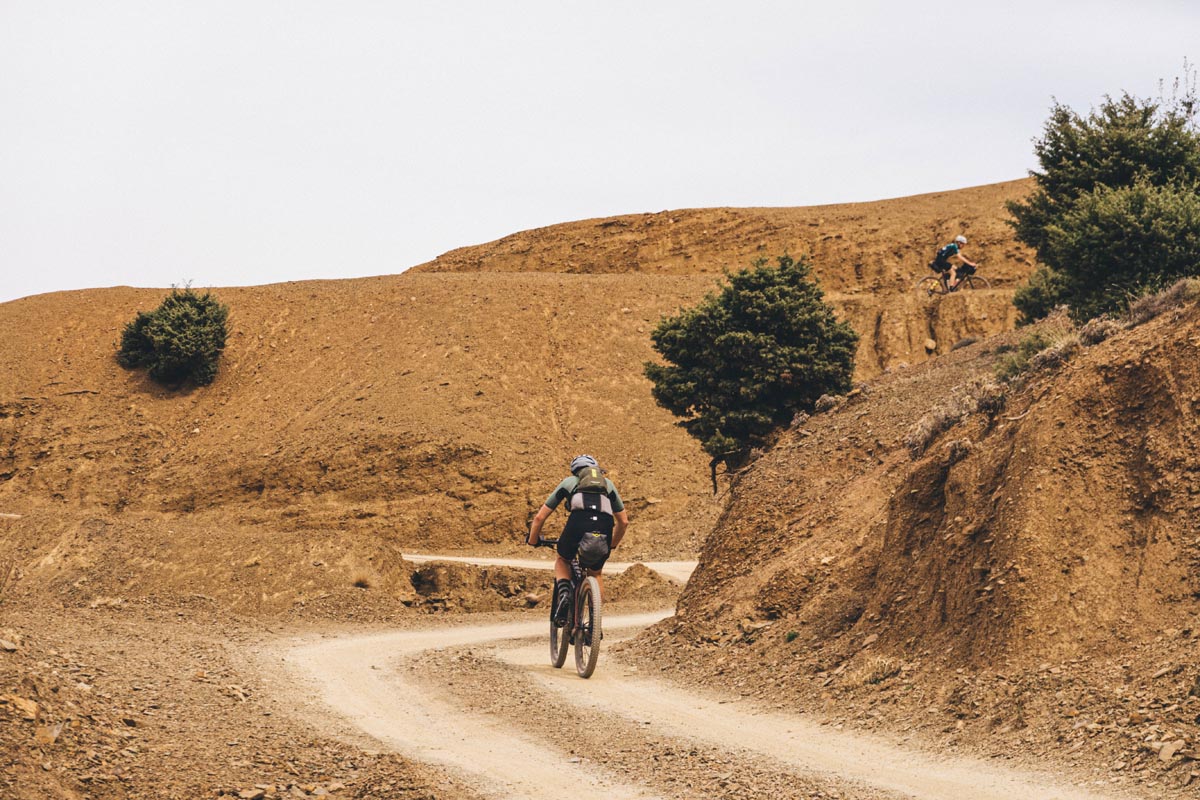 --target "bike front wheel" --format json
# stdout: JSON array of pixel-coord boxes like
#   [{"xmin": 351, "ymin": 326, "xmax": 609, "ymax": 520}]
[
  {"xmin": 960, "ymin": 275, "xmax": 991, "ymax": 290},
  {"xmin": 574, "ymin": 576, "xmax": 602, "ymax": 678},
  {"xmin": 550, "ymin": 599, "xmax": 569, "ymax": 669}
]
